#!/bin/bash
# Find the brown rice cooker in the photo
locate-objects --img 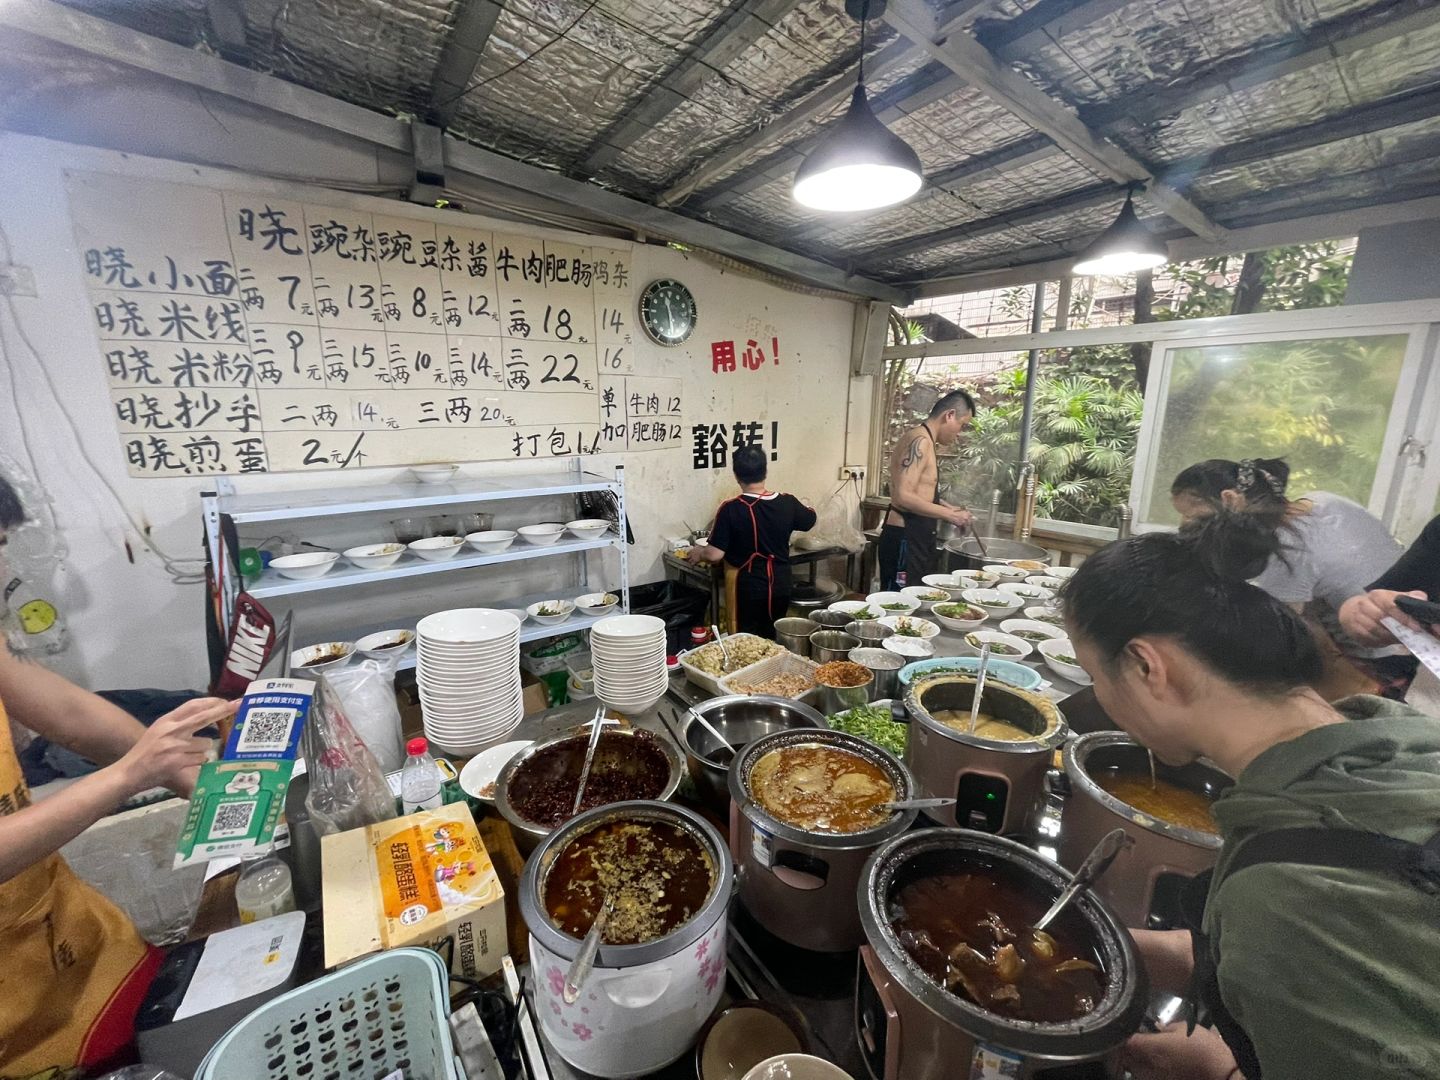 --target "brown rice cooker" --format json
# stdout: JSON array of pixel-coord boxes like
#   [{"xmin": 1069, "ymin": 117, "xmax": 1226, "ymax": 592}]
[
  {"xmin": 1061, "ymin": 732, "xmax": 1232, "ymax": 929},
  {"xmin": 729, "ymin": 728, "xmax": 916, "ymax": 953},
  {"xmin": 856, "ymin": 829, "xmax": 1146, "ymax": 1079},
  {"xmin": 901, "ymin": 675, "xmax": 1067, "ymax": 836}
]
